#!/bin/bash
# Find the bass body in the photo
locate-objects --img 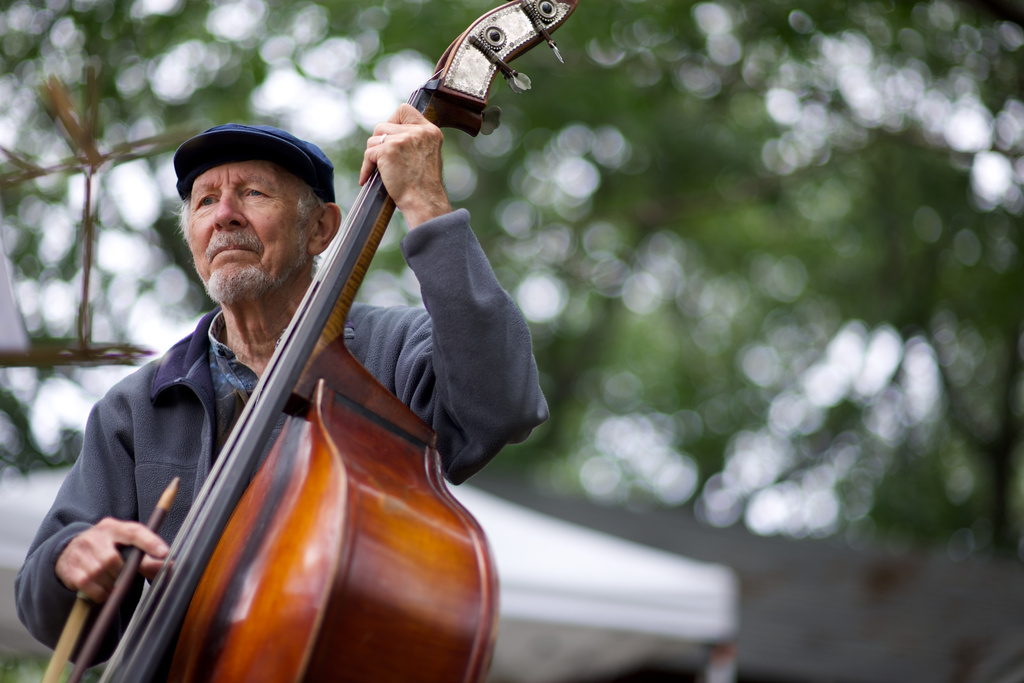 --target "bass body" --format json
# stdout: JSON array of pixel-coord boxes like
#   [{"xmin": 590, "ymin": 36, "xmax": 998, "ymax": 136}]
[{"xmin": 170, "ymin": 343, "xmax": 496, "ymax": 683}]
